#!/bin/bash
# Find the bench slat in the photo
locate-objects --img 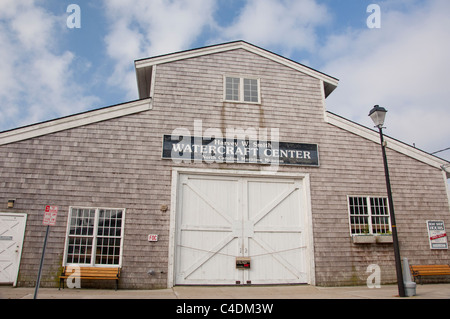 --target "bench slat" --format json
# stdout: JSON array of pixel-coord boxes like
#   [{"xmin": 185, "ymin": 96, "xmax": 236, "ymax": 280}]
[
  {"xmin": 412, "ymin": 266, "xmax": 449, "ymax": 268},
  {"xmin": 412, "ymin": 271, "xmax": 450, "ymax": 276},
  {"xmin": 60, "ymin": 278, "xmax": 118, "ymax": 280}
]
